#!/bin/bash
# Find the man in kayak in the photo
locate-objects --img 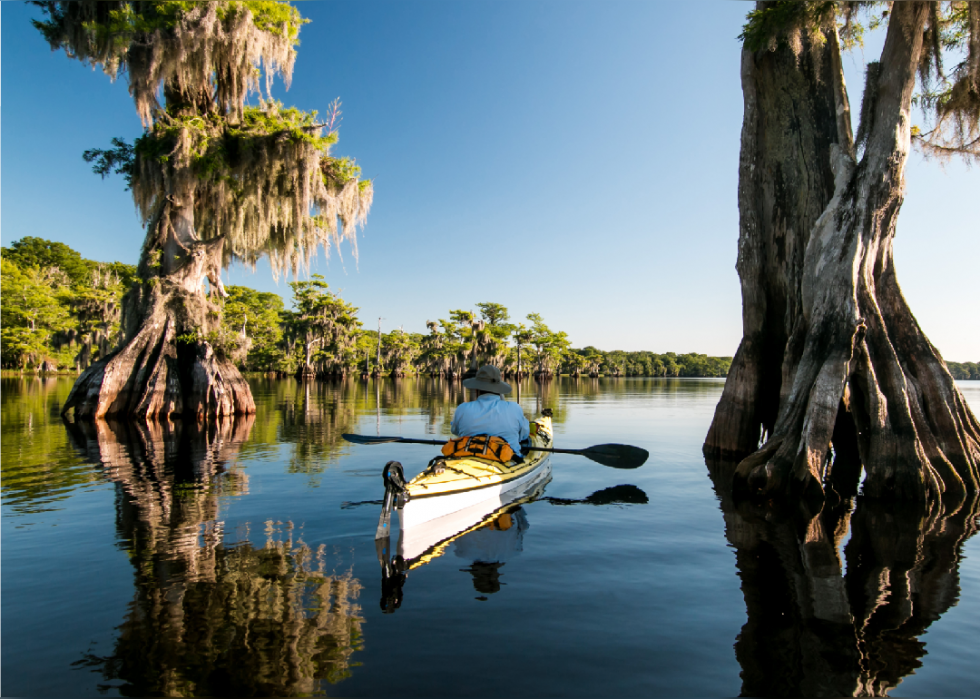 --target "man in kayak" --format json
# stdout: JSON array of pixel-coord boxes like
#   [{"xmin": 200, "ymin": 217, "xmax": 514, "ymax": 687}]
[{"xmin": 451, "ymin": 365, "xmax": 529, "ymax": 456}]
